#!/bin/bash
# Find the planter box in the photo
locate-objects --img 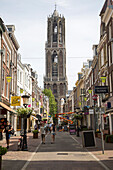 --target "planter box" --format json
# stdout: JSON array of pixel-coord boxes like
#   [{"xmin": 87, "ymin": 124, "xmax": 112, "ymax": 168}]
[{"xmin": 33, "ymin": 133, "xmax": 38, "ymax": 139}]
